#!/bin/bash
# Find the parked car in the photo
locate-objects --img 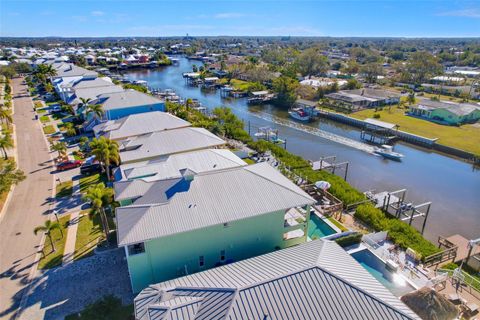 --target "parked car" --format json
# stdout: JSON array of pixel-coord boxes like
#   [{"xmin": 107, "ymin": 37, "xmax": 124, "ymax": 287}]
[
  {"xmin": 56, "ymin": 160, "xmax": 83, "ymax": 171},
  {"xmin": 80, "ymin": 162, "xmax": 102, "ymax": 175}
]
